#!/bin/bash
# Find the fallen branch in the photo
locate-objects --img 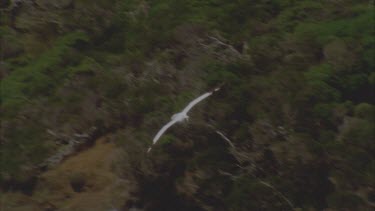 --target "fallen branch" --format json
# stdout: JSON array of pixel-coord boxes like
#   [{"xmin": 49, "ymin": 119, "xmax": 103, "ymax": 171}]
[
  {"xmin": 209, "ymin": 124, "xmax": 296, "ymax": 211},
  {"xmin": 206, "ymin": 35, "xmax": 242, "ymax": 57},
  {"xmin": 212, "ymin": 128, "xmax": 236, "ymax": 149},
  {"xmin": 257, "ymin": 180, "xmax": 296, "ymax": 210}
]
